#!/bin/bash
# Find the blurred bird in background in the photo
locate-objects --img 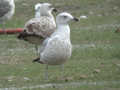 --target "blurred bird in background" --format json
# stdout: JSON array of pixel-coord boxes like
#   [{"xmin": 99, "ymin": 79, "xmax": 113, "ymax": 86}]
[{"xmin": 0, "ymin": 0, "xmax": 15, "ymax": 32}]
